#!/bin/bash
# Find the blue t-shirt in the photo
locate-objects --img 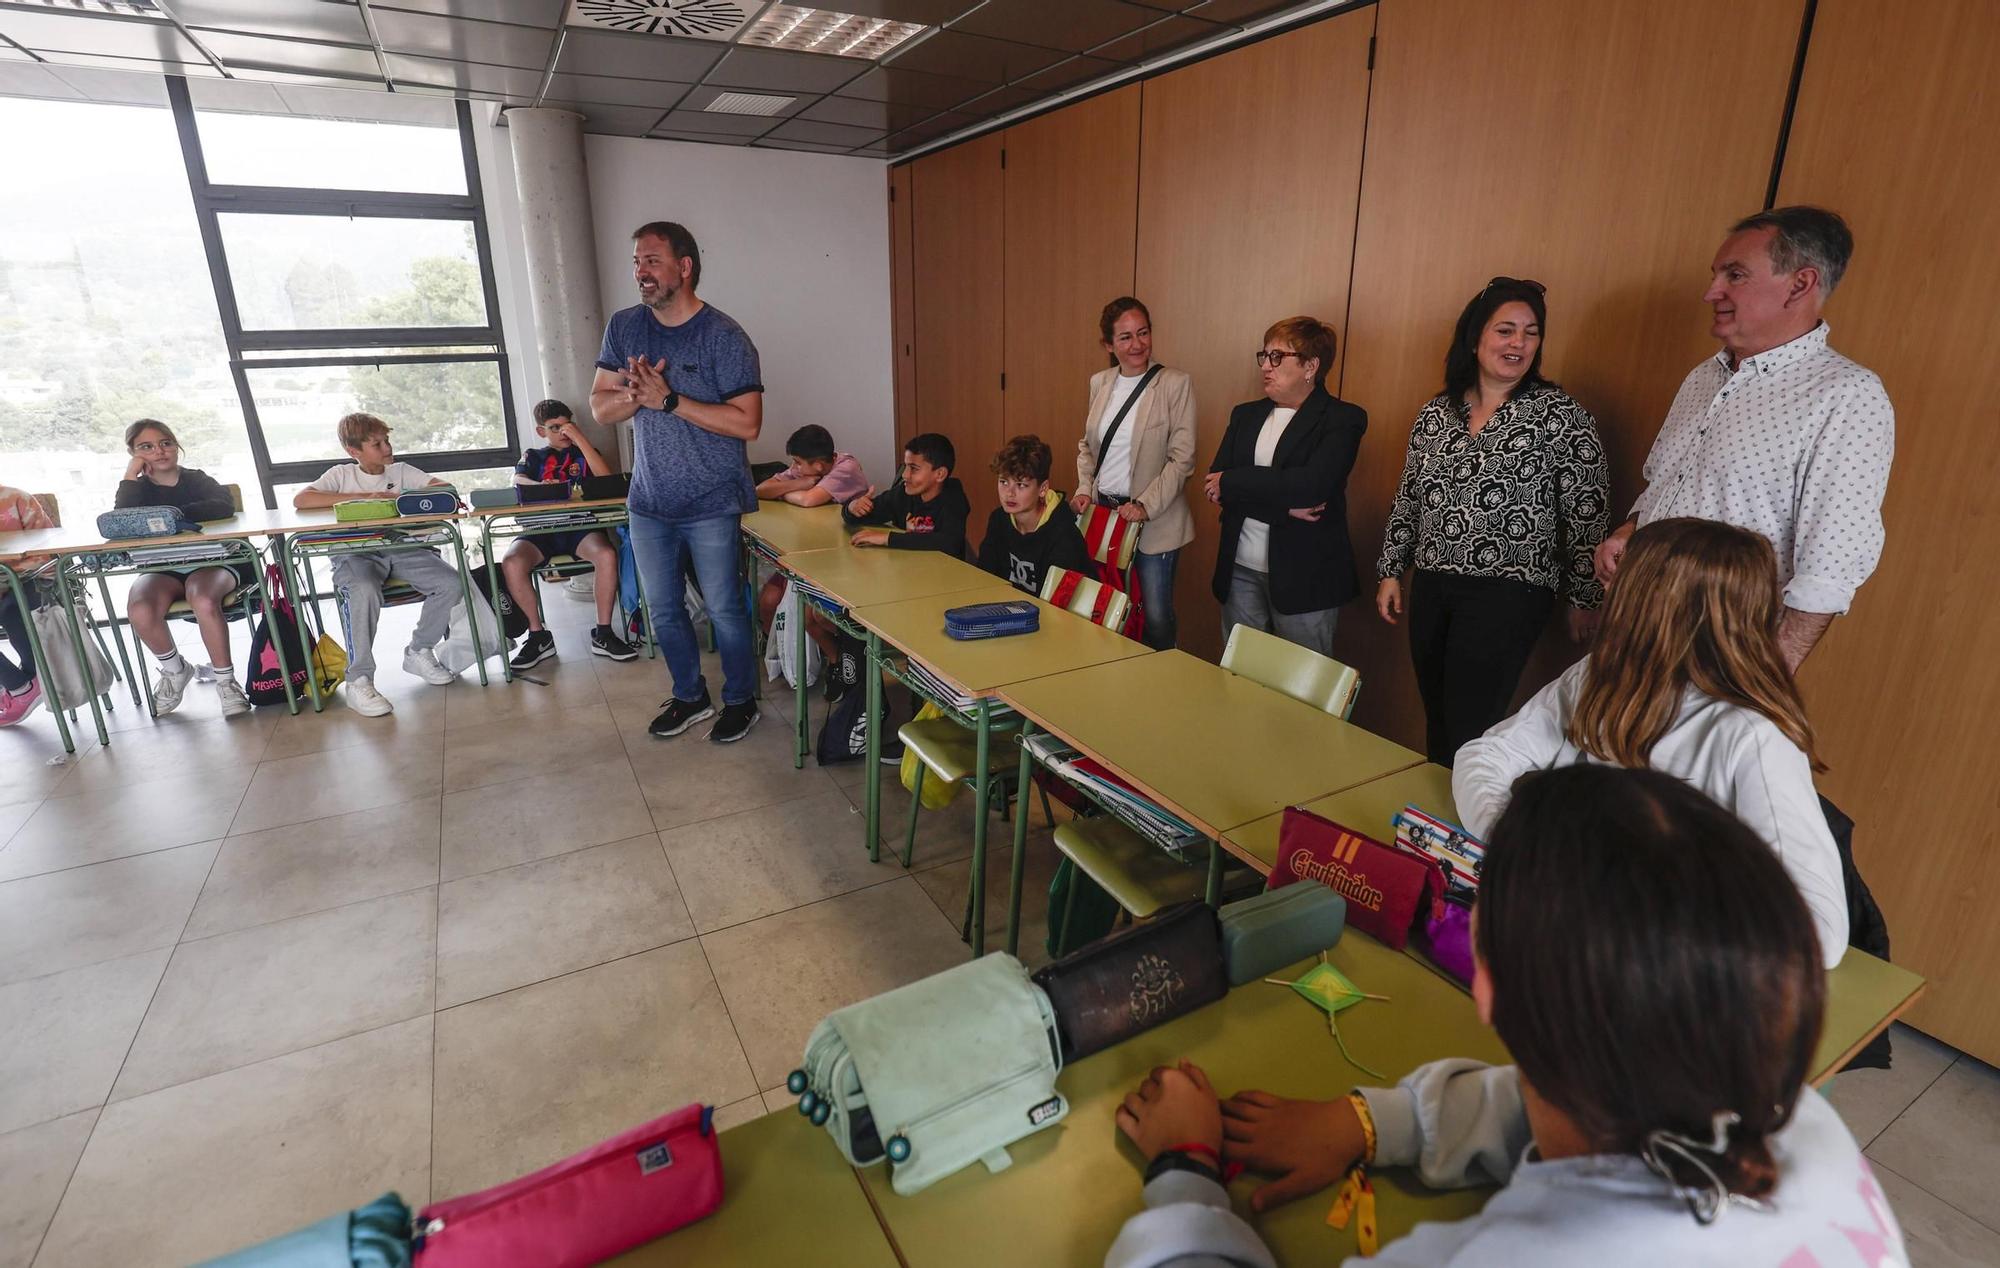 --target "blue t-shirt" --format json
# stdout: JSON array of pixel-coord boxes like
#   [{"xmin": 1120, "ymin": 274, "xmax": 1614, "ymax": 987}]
[{"xmin": 596, "ymin": 302, "xmax": 763, "ymax": 522}]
